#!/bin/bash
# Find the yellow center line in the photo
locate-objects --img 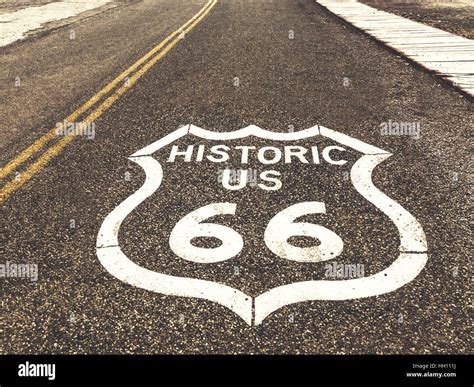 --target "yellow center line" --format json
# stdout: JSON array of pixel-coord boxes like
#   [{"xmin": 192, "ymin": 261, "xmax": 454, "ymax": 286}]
[
  {"xmin": 0, "ymin": 0, "xmax": 218, "ymax": 204},
  {"xmin": 0, "ymin": 0, "xmax": 216, "ymax": 181}
]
